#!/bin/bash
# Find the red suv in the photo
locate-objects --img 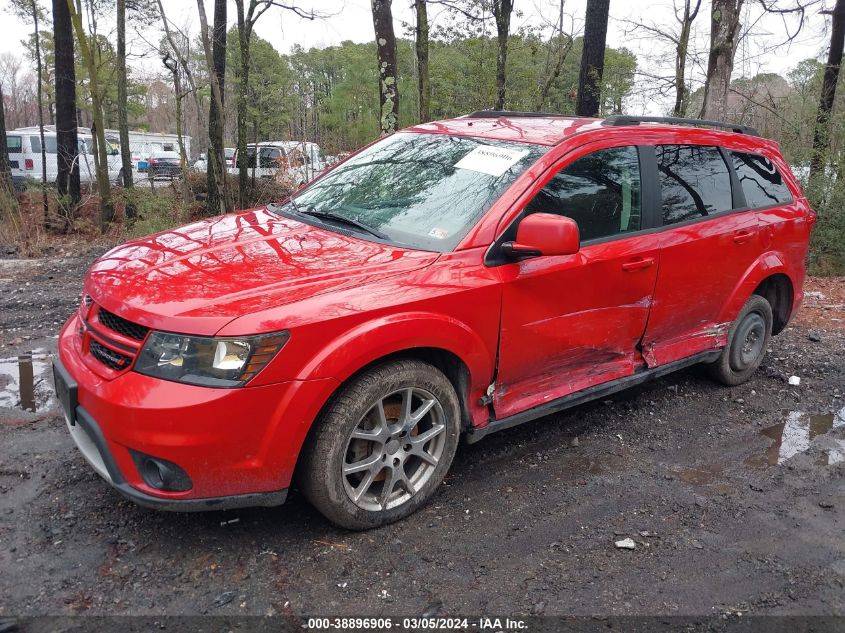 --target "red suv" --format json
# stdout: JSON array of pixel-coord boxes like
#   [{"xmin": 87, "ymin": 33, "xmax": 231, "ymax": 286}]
[{"xmin": 54, "ymin": 112, "xmax": 814, "ymax": 529}]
